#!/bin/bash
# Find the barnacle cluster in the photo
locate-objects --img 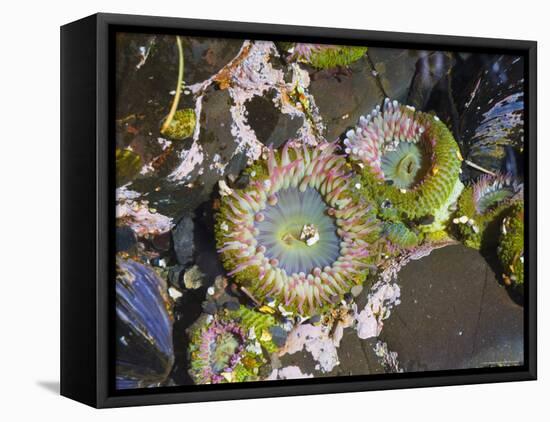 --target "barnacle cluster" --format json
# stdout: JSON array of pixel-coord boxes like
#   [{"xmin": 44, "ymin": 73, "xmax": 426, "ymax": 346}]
[
  {"xmin": 454, "ymin": 173, "xmax": 523, "ymax": 249},
  {"xmin": 215, "ymin": 142, "xmax": 380, "ymax": 316},
  {"xmin": 344, "ymin": 98, "xmax": 463, "ymax": 248}
]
